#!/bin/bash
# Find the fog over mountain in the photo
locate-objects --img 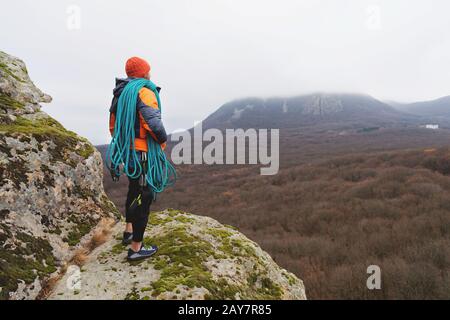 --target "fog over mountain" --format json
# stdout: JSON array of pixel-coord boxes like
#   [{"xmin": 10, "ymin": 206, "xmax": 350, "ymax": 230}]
[{"xmin": 201, "ymin": 93, "xmax": 422, "ymax": 131}]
